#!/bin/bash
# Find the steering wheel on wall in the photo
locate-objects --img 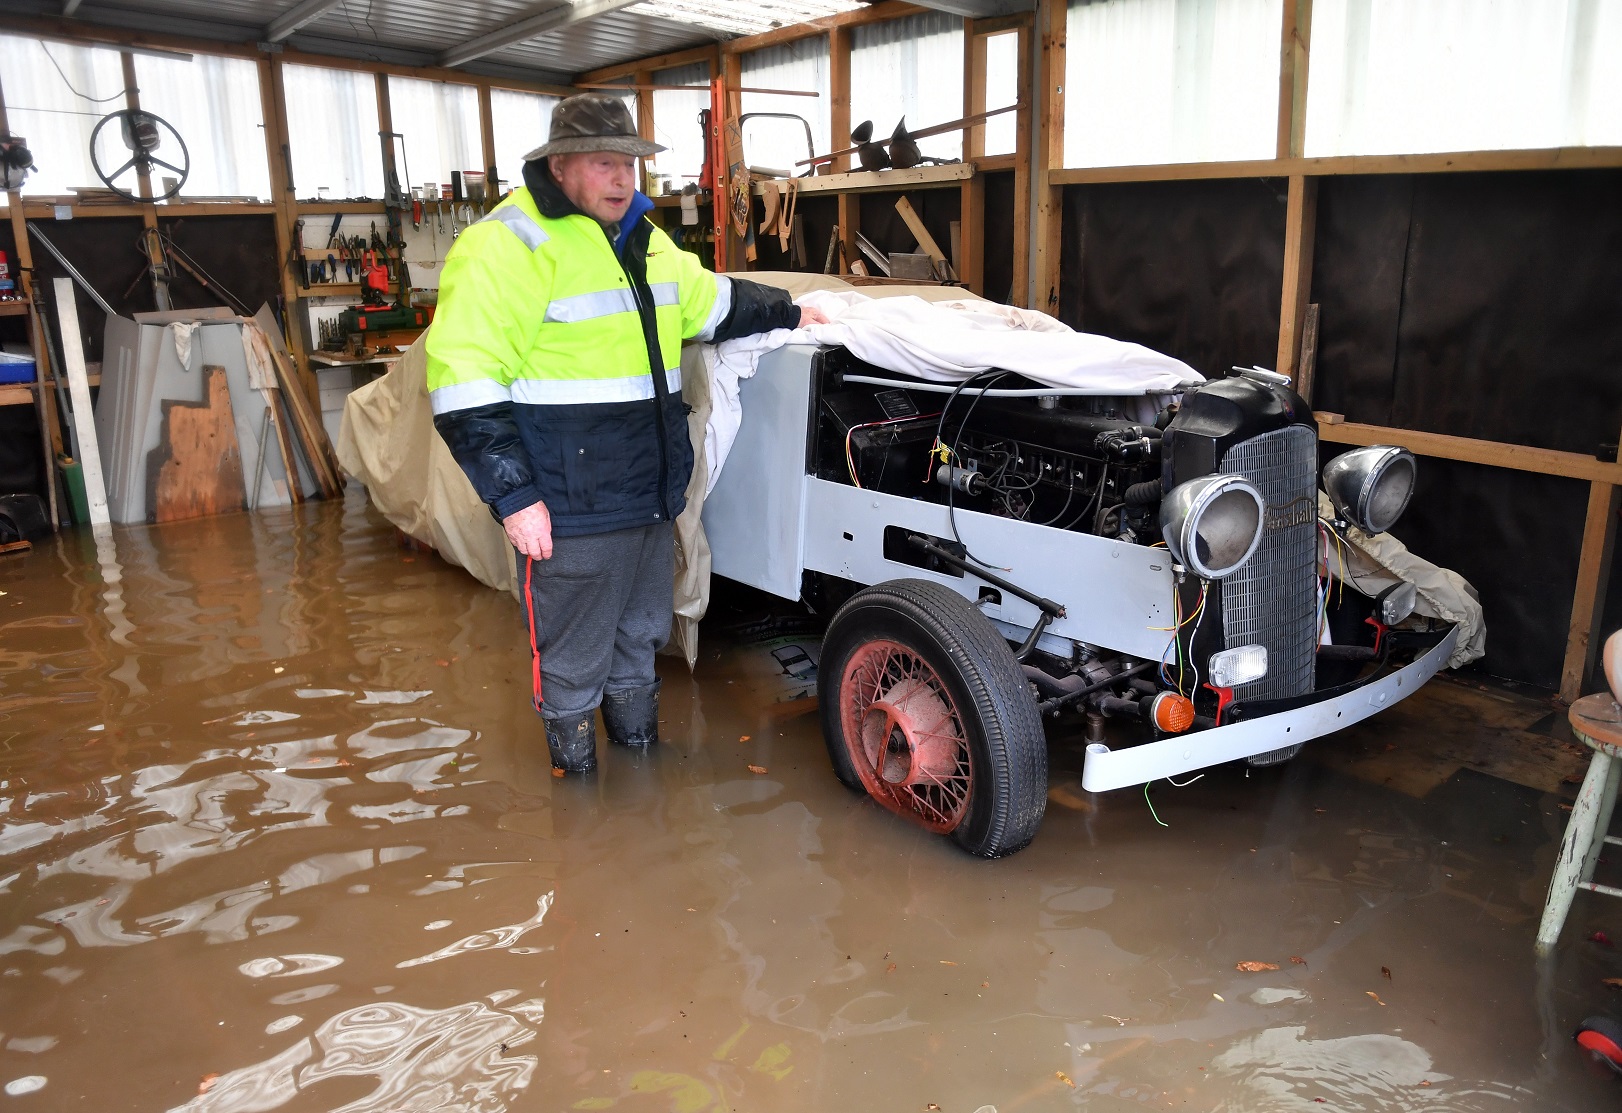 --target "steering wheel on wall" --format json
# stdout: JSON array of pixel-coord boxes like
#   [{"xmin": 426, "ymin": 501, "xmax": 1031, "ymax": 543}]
[{"xmin": 90, "ymin": 109, "xmax": 191, "ymax": 202}]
